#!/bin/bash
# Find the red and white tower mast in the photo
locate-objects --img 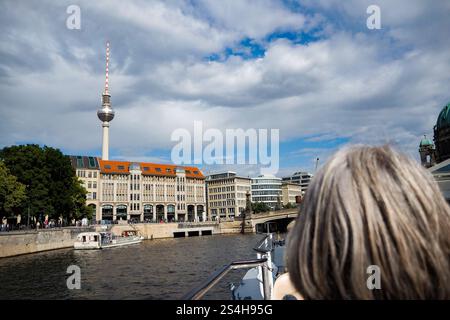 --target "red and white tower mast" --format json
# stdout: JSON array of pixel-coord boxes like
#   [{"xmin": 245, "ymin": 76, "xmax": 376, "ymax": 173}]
[{"xmin": 97, "ymin": 41, "xmax": 115, "ymax": 160}]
